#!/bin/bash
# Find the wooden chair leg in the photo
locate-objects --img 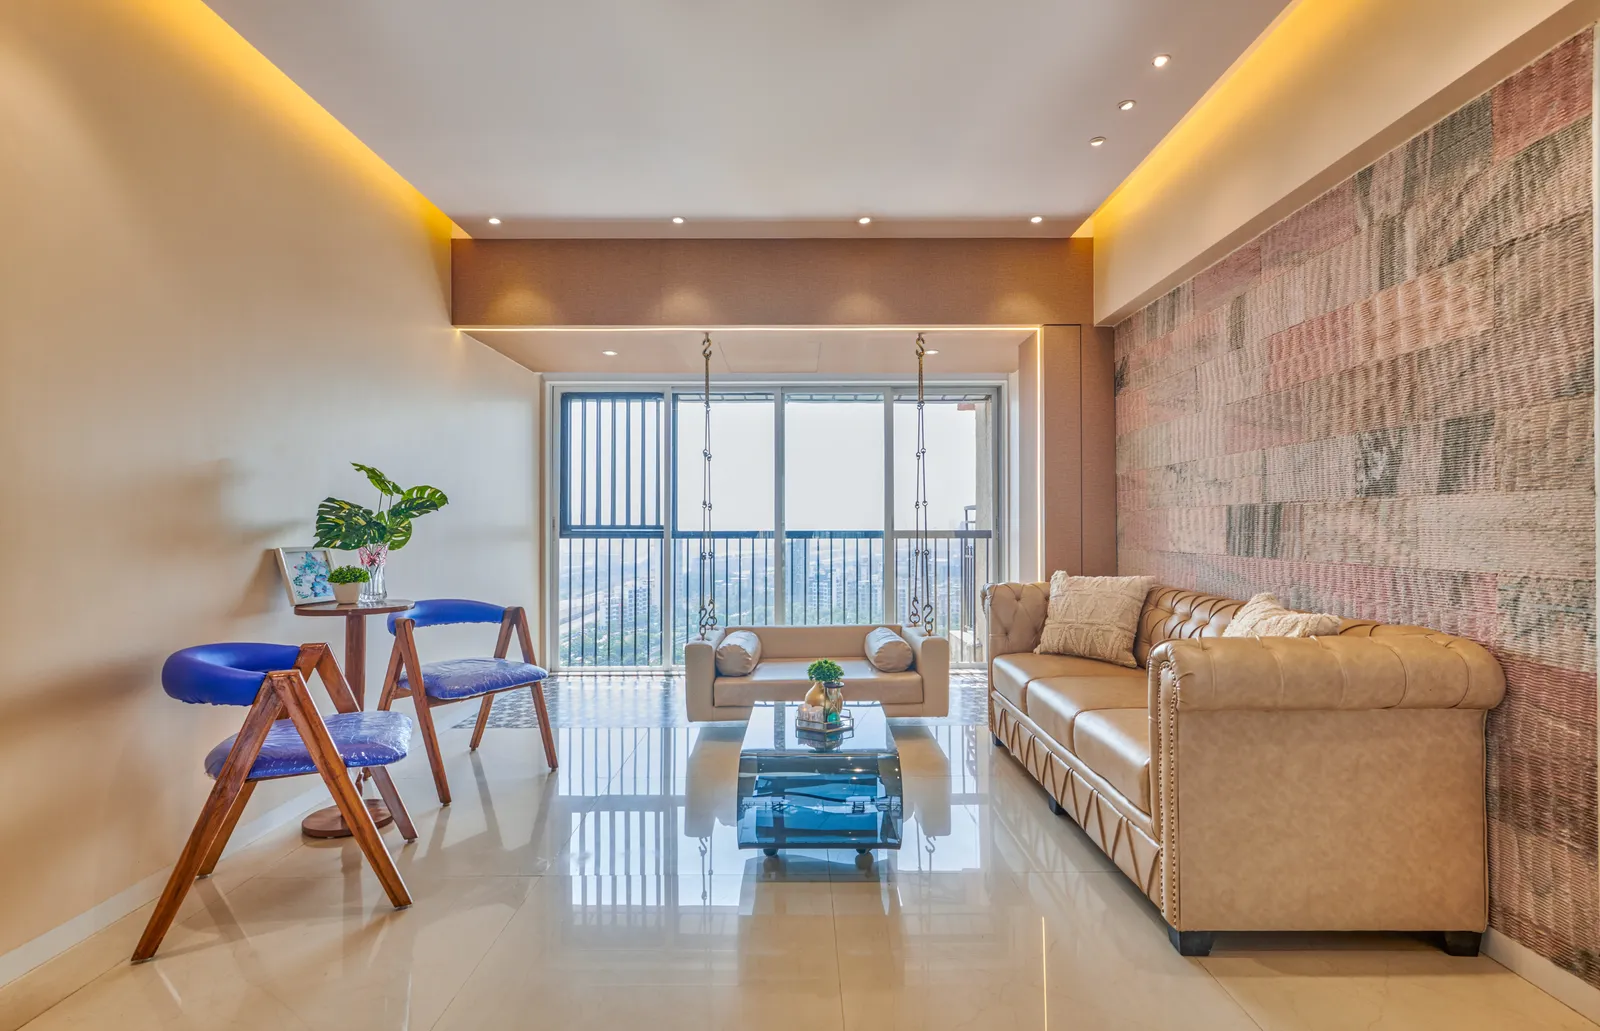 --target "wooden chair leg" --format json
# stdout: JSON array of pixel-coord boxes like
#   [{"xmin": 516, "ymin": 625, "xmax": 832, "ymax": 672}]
[
  {"xmin": 396, "ymin": 620, "xmax": 452, "ymax": 805},
  {"xmin": 197, "ymin": 780, "xmax": 257, "ymax": 877},
  {"xmin": 530, "ymin": 681, "xmax": 558, "ymax": 770},
  {"xmin": 271, "ymin": 672, "xmax": 412, "ymax": 909},
  {"xmin": 412, "ymin": 695, "xmax": 452, "ymax": 805},
  {"xmin": 469, "ymin": 693, "xmax": 495, "ymax": 751},
  {"xmin": 134, "ymin": 685, "xmax": 278, "ymax": 961},
  {"xmin": 368, "ymin": 766, "xmax": 417, "ymax": 841}
]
